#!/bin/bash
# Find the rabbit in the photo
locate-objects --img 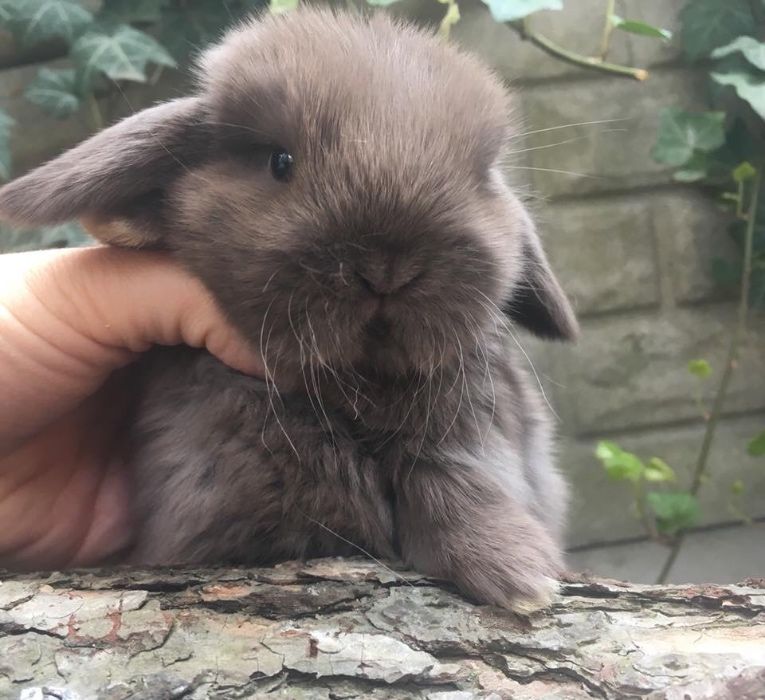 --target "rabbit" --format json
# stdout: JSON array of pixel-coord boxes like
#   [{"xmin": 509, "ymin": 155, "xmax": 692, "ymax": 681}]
[{"xmin": 0, "ymin": 7, "xmax": 578, "ymax": 610}]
